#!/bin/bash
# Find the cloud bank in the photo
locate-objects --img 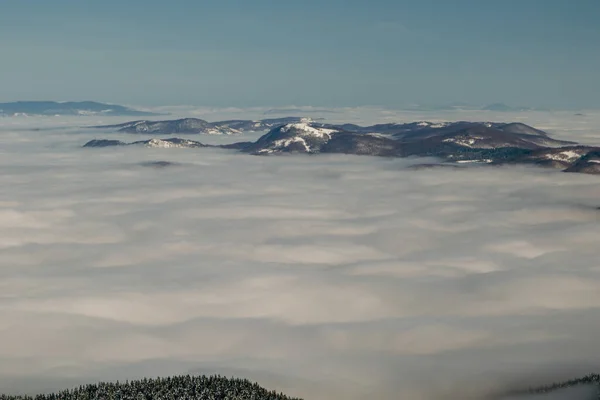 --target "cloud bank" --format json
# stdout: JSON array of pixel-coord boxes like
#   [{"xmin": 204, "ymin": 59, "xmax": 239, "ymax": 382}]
[{"xmin": 1, "ymin": 112, "xmax": 600, "ymax": 399}]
